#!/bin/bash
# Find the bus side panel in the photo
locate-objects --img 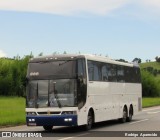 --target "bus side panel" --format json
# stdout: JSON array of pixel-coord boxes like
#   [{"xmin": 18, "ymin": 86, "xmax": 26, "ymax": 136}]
[
  {"xmin": 87, "ymin": 81, "xmax": 113, "ymax": 122},
  {"xmin": 110, "ymin": 82, "xmax": 125, "ymax": 119}
]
